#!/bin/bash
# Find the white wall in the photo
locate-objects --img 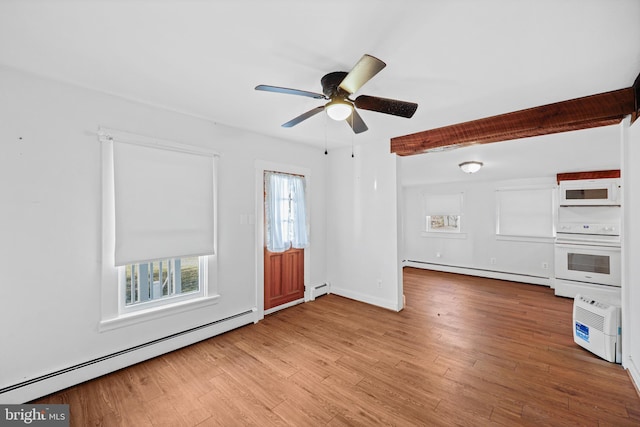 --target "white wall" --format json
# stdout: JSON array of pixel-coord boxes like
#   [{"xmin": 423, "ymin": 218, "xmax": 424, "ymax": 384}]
[
  {"xmin": 0, "ymin": 66, "xmax": 326, "ymax": 402},
  {"xmin": 325, "ymin": 141, "xmax": 401, "ymax": 311},
  {"xmin": 623, "ymin": 117, "xmax": 640, "ymax": 384},
  {"xmin": 402, "ymin": 178, "xmax": 556, "ymax": 283}
]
